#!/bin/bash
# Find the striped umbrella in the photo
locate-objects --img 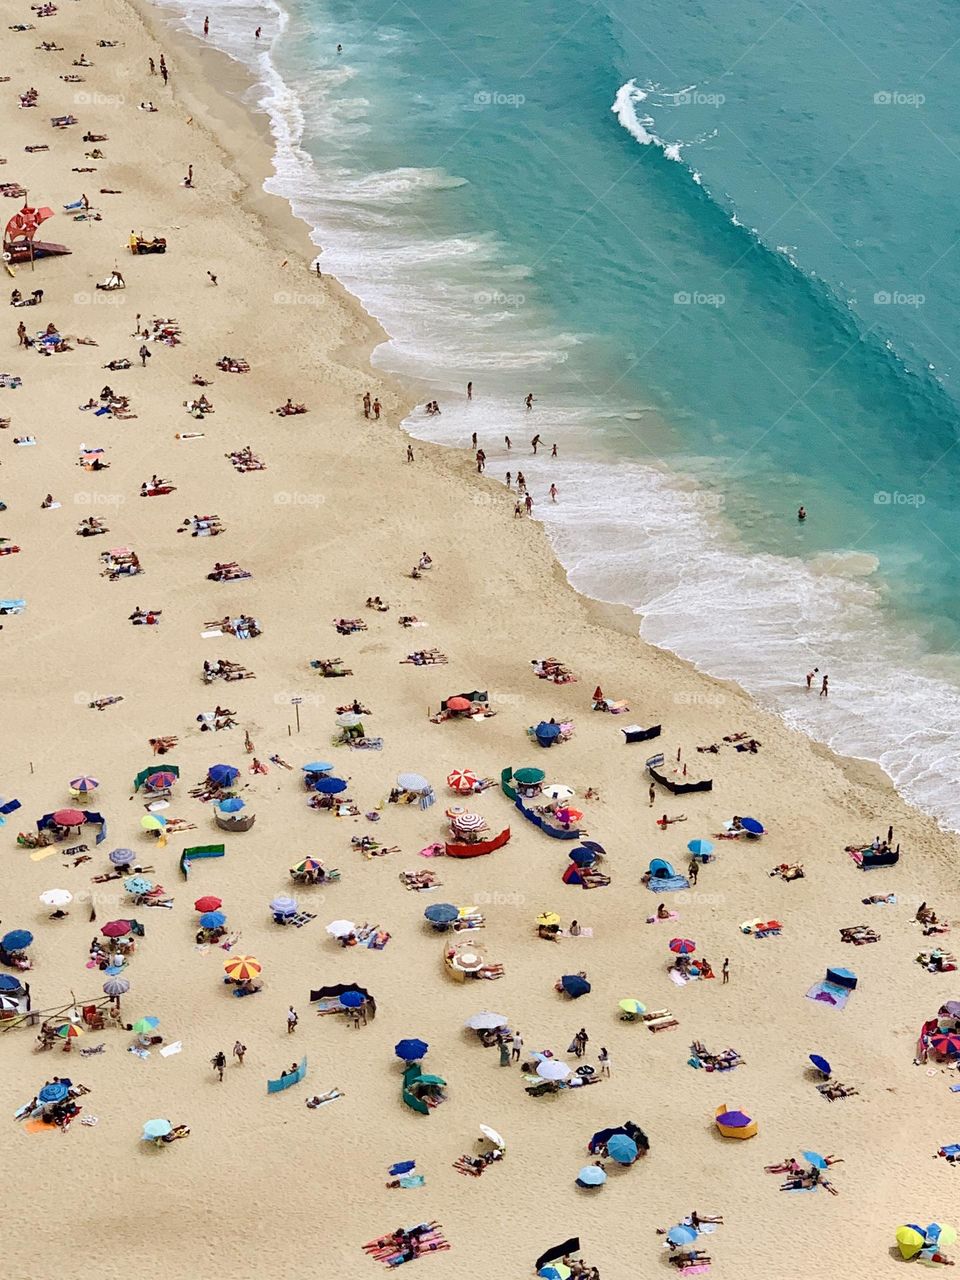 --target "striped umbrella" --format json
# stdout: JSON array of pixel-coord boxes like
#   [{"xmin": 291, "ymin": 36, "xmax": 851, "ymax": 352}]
[
  {"xmin": 446, "ymin": 768, "xmax": 477, "ymax": 793},
  {"xmin": 56, "ymin": 1023, "xmax": 83, "ymax": 1039},
  {"xmin": 103, "ymin": 977, "xmax": 130, "ymax": 998},
  {"xmin": 145, "ymin": 771, "xmax": 177, "ymax": 790},
  {"xmin": 109, "ymin": 848, "xmax": 136, "ymax": 866},
  {"xmin": 39, "ymin": 889, "xmax": 72, "ymax": 907},
  {"xmin": 69, "ymin": 776, "xmax": 99, "ymax": 793},
  {"xmin": 669, "ymin": 937, "xmax": 696, "ymax": 955},
  {"xmin": 452, "ymin": 812, "xmax": 485, "ymax": 831},
  {"xmin": 224, "ymin": 955, "xmax": 261, "ymax": 981},
  {"xmin": 929, "ymin": 1032, "xmax": 960, "ymax": 1056},
  {"xmin": 291, "ymin": 857, "xmax": 323, "ymax": 875}
]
